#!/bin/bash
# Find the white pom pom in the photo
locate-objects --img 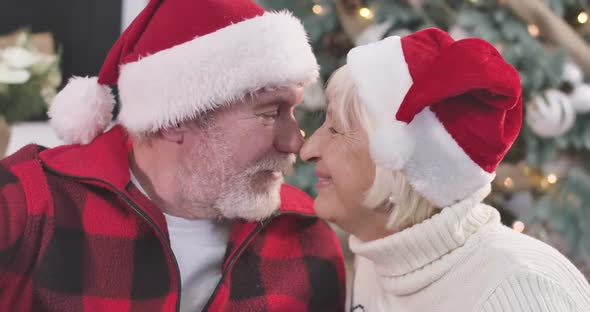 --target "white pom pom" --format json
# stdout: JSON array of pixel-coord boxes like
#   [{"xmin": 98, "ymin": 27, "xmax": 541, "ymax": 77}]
[
  {"xmin": 369, "ymin": 121, "xmax": 414, "ymax": 170},
  {"xmin": 48, "ymin": 76, "xmax": 115, "ymax": 145}
]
